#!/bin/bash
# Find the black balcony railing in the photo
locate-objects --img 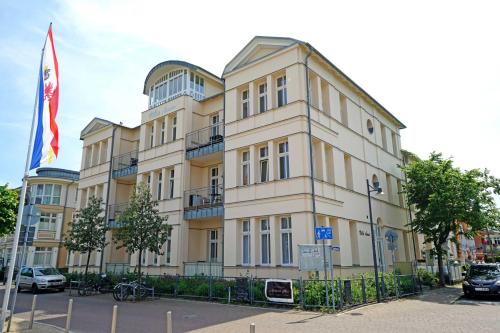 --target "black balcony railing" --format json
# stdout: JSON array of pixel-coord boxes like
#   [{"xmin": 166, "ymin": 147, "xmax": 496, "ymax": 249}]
[
  {"xmin": 185, "ymin": 123, "xmax": 223, "ymax": 153},
  {"xmin": 184, "ymin": 185, "xmax": 223, "ymax": 211},
  {"xmin": 108, "ymin": 203, "xmax": 128, "ymax": 228},
  {"xmin": 112, "ymin": 150, "xmax": 138, "ymax": 178}
]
